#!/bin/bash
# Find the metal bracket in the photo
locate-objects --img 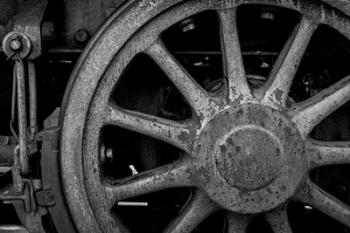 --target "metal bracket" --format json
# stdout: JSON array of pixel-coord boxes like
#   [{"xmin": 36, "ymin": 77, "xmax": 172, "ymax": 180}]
[
  {"xmin": 1, "ymin": 0, "xmax": 47, "ymax": 176},
  {"xmin": 35, "ymin": 189, "xmax": 55, "ymax": 207},
  {"xmin": 11, "ymin": 0, "xmax": 48, "ymax": 59},
  {"xmin": 38, "ymin": 109, "xmax": 77, "ymax": 233},
  {"xmin": 0, "ymin": 182, "xmax": 32, "ymax": 212}
]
